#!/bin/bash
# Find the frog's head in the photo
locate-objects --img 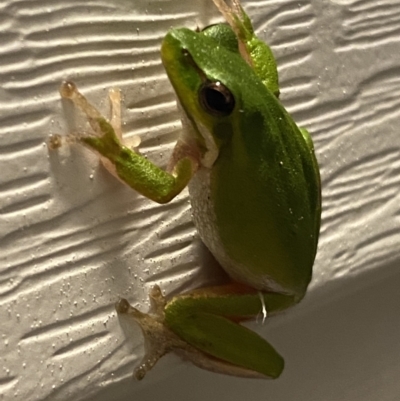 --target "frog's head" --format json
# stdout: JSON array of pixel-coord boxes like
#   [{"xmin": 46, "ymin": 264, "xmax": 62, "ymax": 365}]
[{"xmin": 161, "ymin": 26, "xmax": 255, "ymax": 168}]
